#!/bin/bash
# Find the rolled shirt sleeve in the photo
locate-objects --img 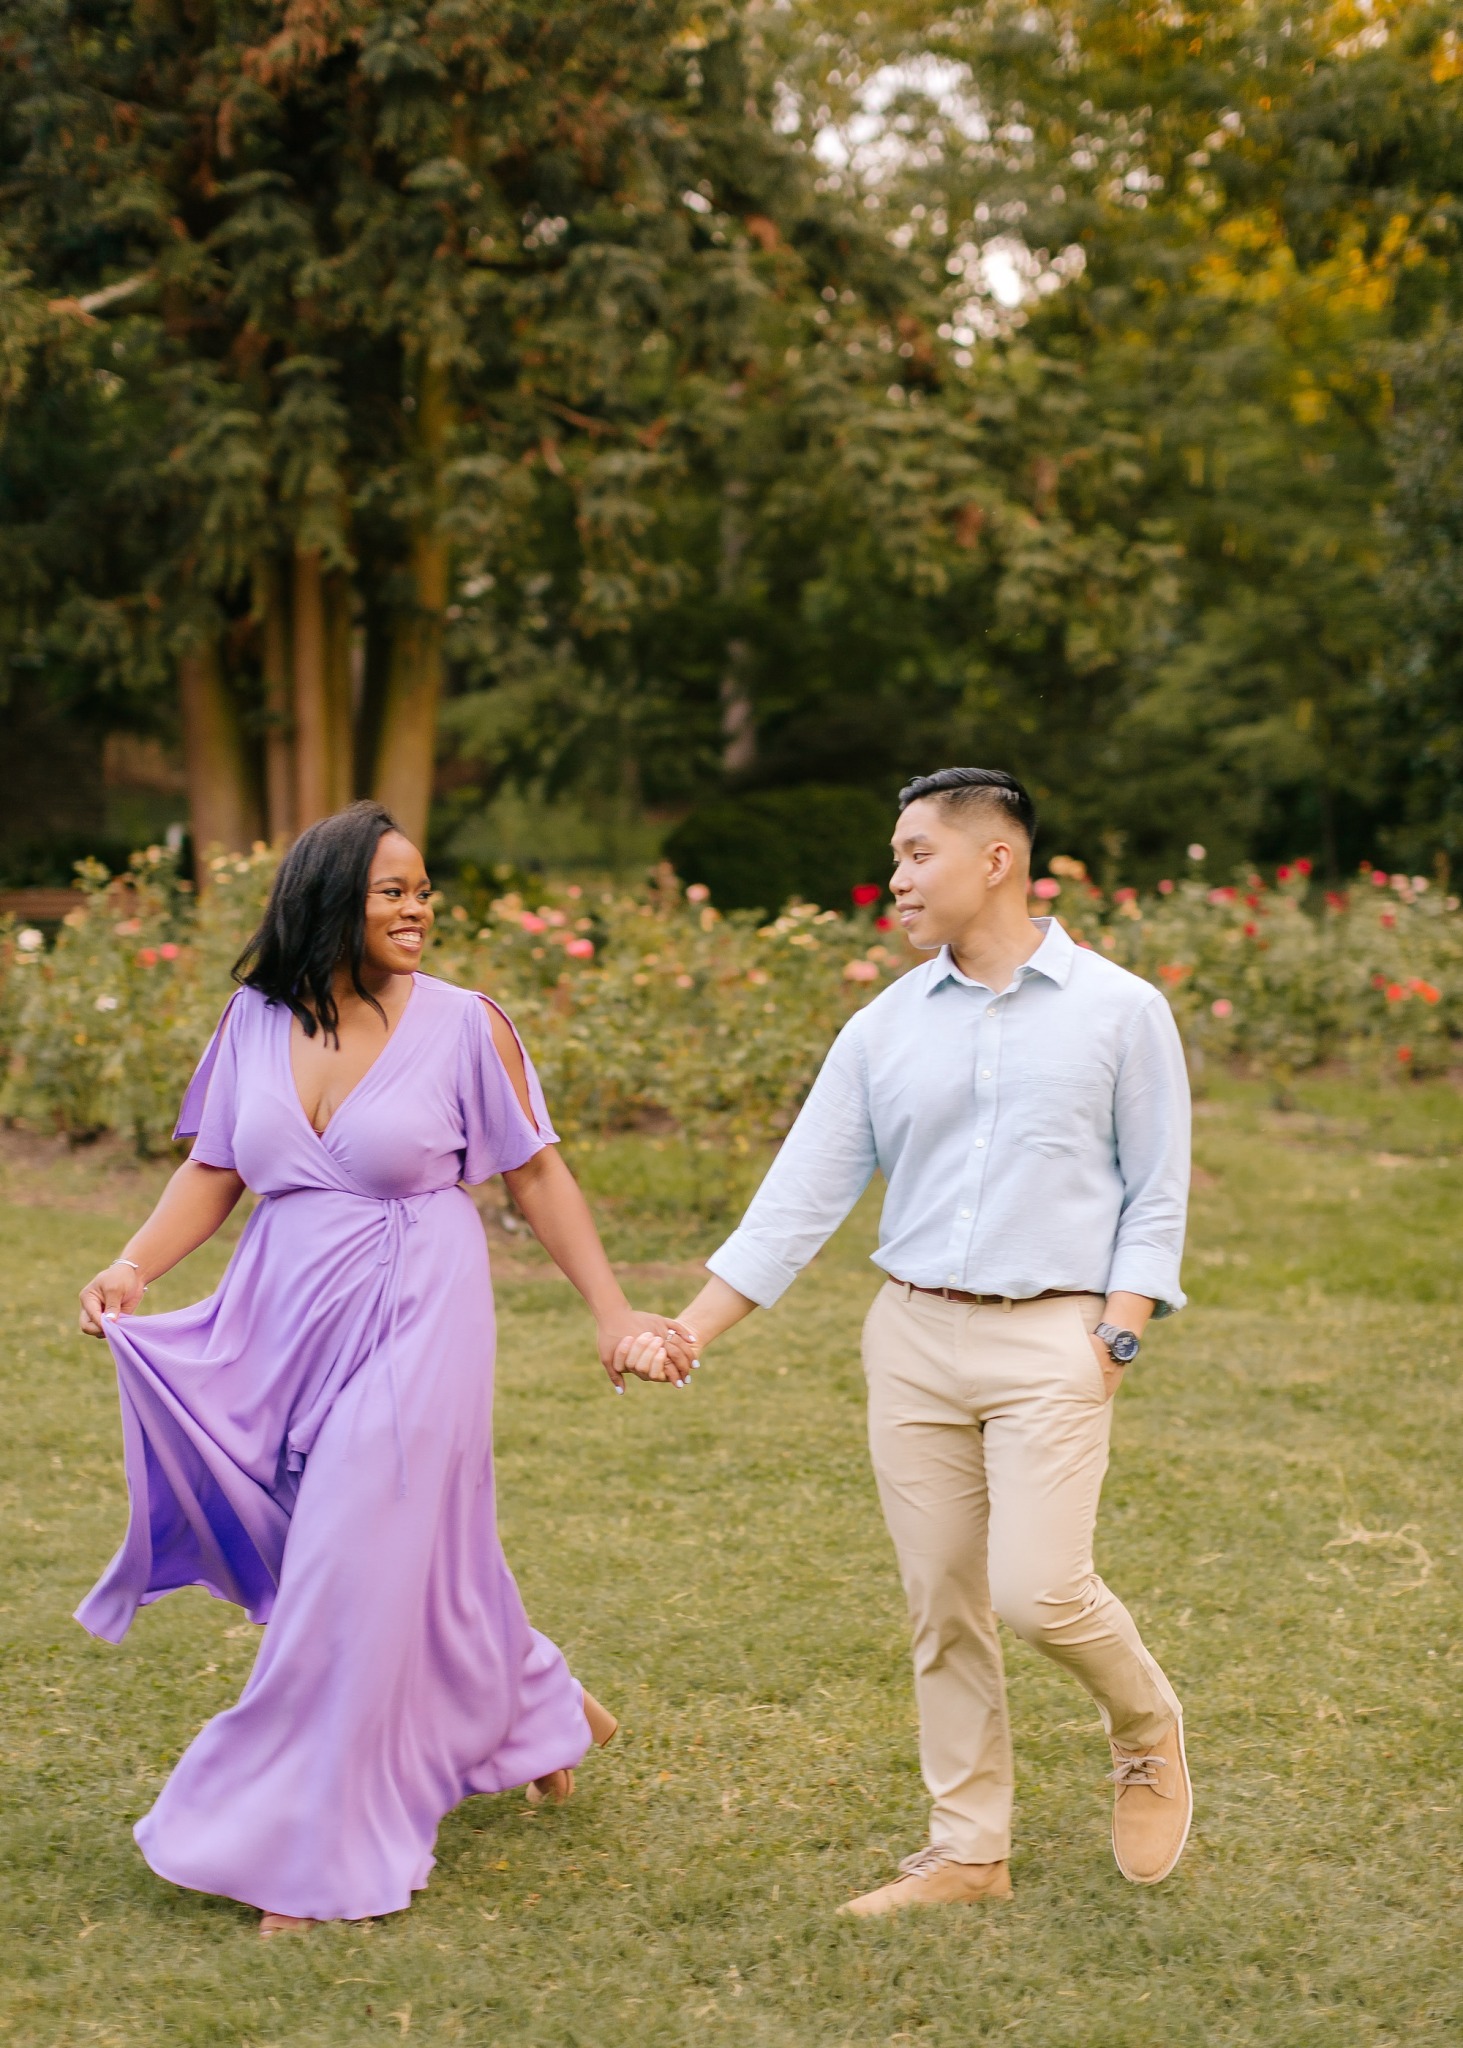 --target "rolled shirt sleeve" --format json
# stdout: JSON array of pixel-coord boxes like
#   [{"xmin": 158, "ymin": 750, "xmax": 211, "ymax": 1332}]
[
  {"xmin": 1105, "ymin": 993, "xmax": 1191, "ymax": 1315},
  {"xmin": 707, "ymin": 1021, "xmax": 878, "ymax": 1308}
]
